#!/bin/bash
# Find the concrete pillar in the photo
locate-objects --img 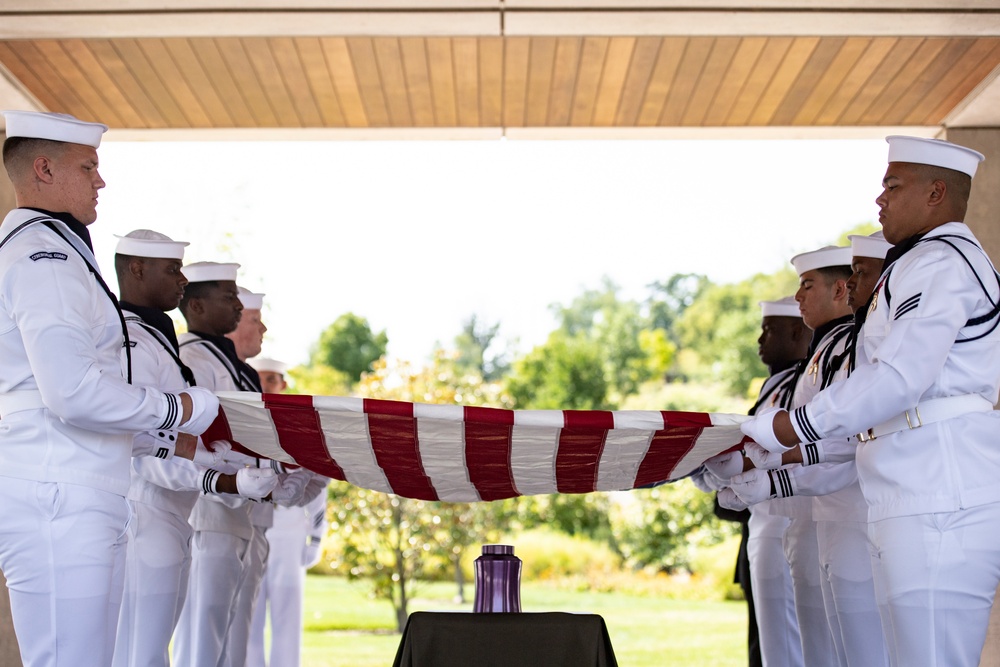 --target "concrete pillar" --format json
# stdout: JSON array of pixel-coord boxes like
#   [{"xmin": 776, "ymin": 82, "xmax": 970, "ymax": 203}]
[
  {"xmin": 944, "ymin": 128, "xmax": 1000, "ymax": 264},
  {"xmin": 0, "ymin": 133, "xmax": 22, "ymax": 667},
  {"xmin": 945, "ymin": 127, "xmax": 1000, "ymax": 667}
]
